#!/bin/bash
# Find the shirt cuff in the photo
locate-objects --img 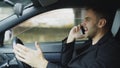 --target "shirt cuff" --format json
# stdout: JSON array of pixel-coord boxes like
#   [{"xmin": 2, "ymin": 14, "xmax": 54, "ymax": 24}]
[{"xmin": 47, "ymin": 62, "xmax": 59, "ymax": 68}]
